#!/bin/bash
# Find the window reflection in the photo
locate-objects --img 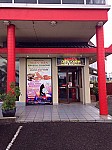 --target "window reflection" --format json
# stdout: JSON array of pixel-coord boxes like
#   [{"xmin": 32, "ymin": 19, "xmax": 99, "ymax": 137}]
[
  {"xmin": 14, "ymin": 0, "xmax": 37, "ymax": 3},
  {"xmin": 0, "ymin": 0, "xmax": 106, "ymax": 4},
  {"xmin": 38, "ymin": 0, "xmax": 61, "ymax": 4},
  {"xmin": 86, "ymin": 0, "xmax": 105, "ymax": 4},
  {"xmin": 63, "ymin": 0, "xmax": 84, "ymax": 4},
  {"xmin": 0, "ymin": 0, "xmax": 12, "ymax": 3},
  {"xmin": 0, "ymin": 58, "xmax": 19, "ymax": 100}
]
